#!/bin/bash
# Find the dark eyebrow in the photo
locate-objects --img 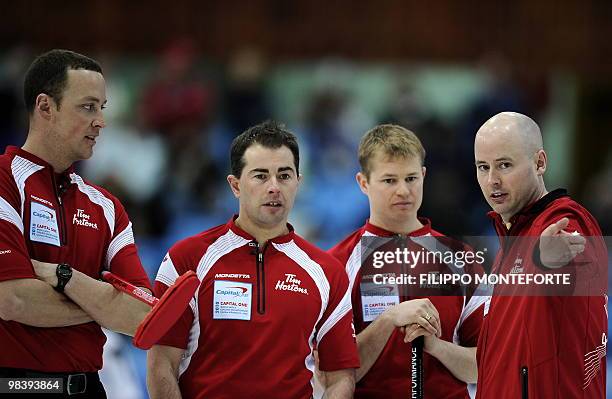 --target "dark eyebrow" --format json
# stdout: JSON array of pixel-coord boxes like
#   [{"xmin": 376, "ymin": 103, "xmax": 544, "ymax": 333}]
[
  {"xmin": 380, "ymin": 172, "xmax": 419, "ymax": 178},
  {"xmin": 81, "ymin": 96, "xmax": 107, "ymax": 105},
  {"xmin": 249, "ymin": 166, "xmax": 295, "ymax": 174},
  {"xmin": 249, "ymin": 168, "xmax": 270, "ymax": 174}
]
